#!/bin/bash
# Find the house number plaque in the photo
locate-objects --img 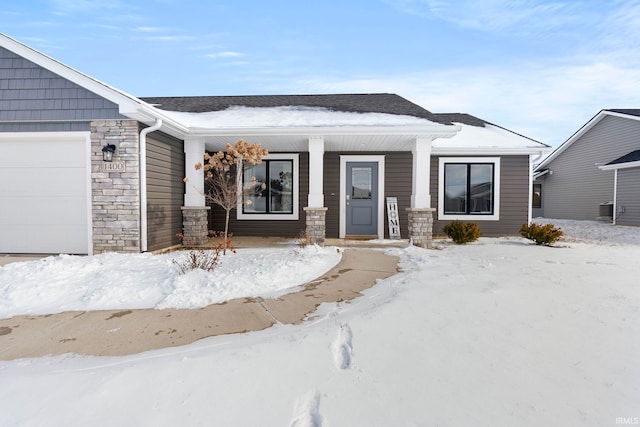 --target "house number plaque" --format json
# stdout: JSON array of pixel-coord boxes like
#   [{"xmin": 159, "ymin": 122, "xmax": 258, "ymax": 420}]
[{"xmin": 101, "ymin": 161, "xmax": 126, "ymax": 172}]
